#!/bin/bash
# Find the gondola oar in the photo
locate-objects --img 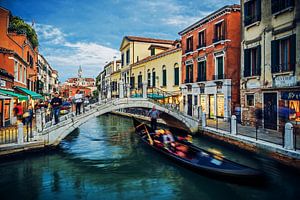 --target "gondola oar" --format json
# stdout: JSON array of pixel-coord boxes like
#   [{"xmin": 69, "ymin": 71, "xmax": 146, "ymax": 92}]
[{"xmin": 144, "ymin": 124, "xmax": 154, "ymax": 145}]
